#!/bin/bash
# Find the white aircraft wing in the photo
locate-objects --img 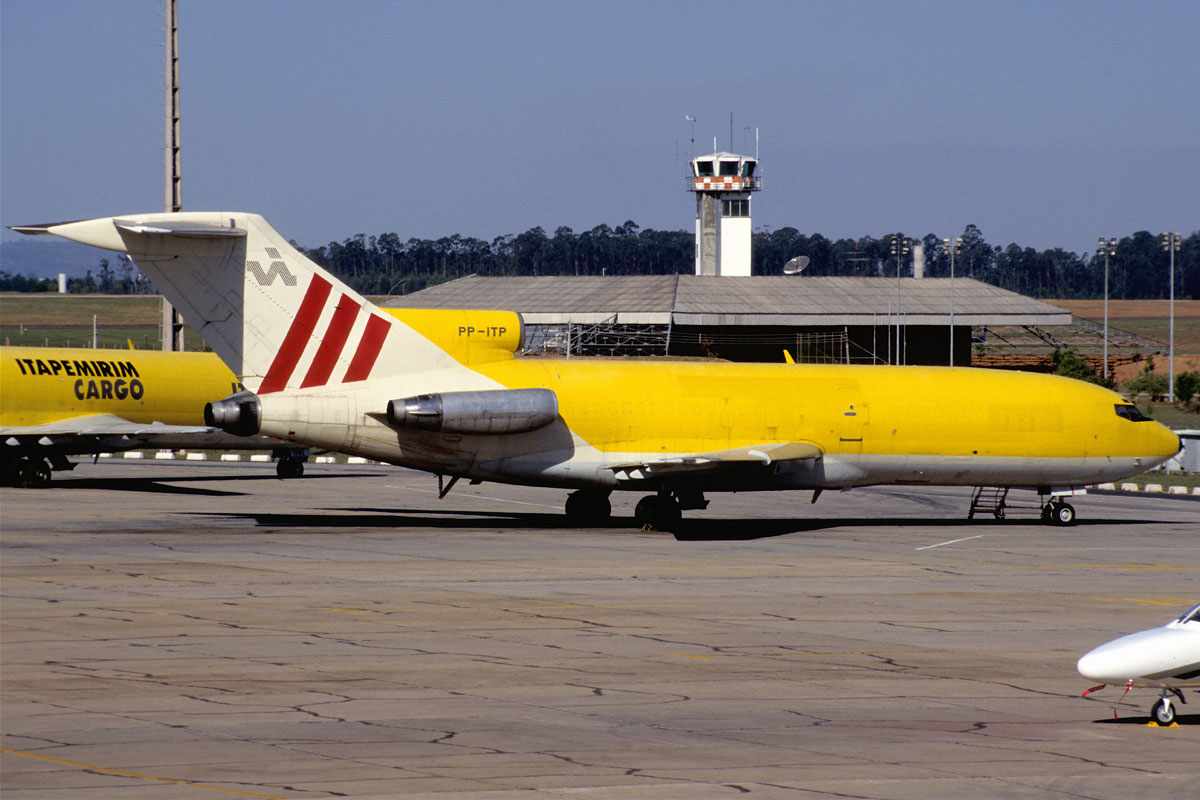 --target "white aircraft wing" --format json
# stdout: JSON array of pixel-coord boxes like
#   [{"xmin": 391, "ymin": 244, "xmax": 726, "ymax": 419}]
[
  {"xmin": 609, "ymin": 441, "xmax": 822, "ymax": 478},
  {"xmin": 1, "ymin": 414, "xmax": 211, "ymax": 438}
]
